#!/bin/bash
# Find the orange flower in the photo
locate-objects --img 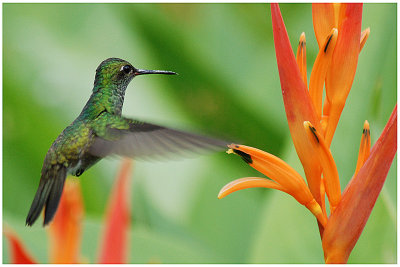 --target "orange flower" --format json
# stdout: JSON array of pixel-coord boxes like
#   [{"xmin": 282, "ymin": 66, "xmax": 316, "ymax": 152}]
[
  {"xmin": 97, "ymin": 159, "xmax": 132, "ymax": 264},
  {"xmin": 322, "ymin": 106, "xmax": 397, "ymax": 263},
  {"xmin": 219, "ymin": 3, "xmax": 397, "ymax": 263},
  {"xmin": 48, "ymin": 179, "xmax": 84, "ymax": 263},
  {"xmin": 4, "ymin": 159, "xmax": 133, "ymax": 264},
  {"xmin": 220, "ymin": 144, "xmax": 327, "ymax": 227}
]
